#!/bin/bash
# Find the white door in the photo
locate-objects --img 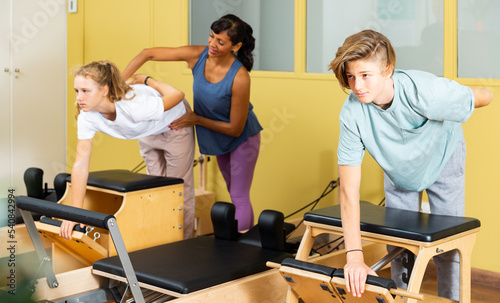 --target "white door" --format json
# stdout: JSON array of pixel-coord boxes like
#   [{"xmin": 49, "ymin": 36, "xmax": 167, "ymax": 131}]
[
  {"xmin": 4, "ymin": 0, "xmax": 67, "ymax": 196},
  {"xmin": 1, "ymin": 0, "xmax": 13, "ymax": 196}
]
